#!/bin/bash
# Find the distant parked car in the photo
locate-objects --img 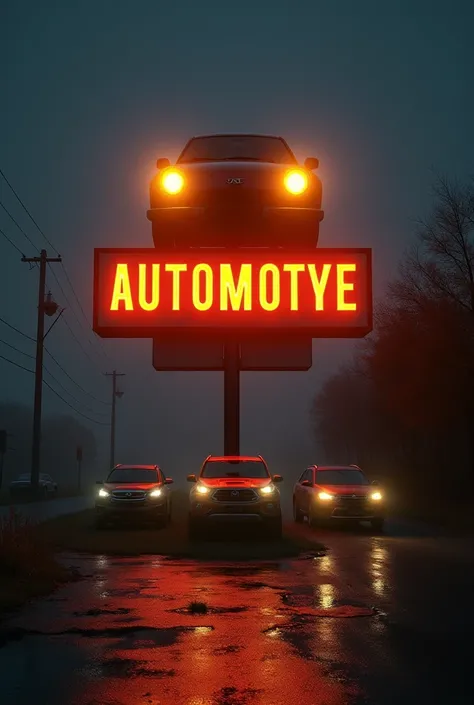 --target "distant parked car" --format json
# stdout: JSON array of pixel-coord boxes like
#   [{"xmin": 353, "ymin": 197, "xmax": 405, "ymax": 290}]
[{"xmin": 9, "ymin": 473, "xmax": 58, "ymax": 500}]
